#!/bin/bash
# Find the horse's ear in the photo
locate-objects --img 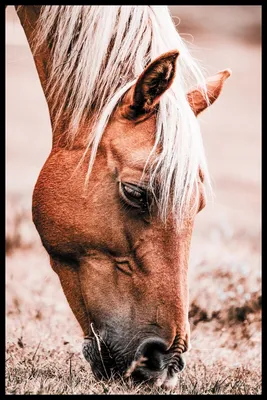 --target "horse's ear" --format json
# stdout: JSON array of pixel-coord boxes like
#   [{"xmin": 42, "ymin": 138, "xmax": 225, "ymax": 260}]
[
  {"xmin": 121, "ymin": 50, "xmax": 179, "ymax": 120},
  {"xmin": 187, "ymin": 69, "xmax": 232, "ymax": 116}
]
